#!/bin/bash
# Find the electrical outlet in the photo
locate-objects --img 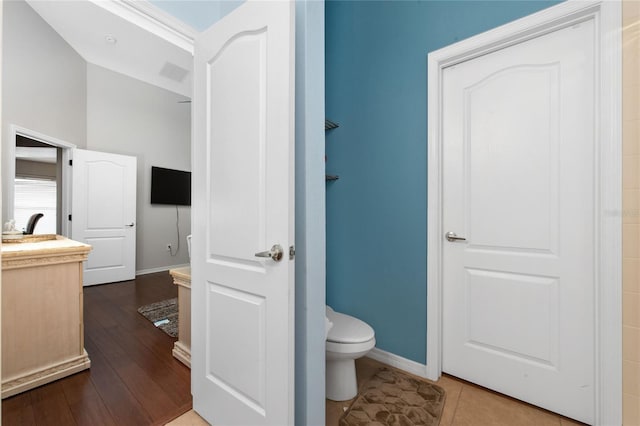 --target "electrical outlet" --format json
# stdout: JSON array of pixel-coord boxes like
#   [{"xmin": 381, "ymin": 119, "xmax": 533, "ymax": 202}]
[{"xmin": 166, "ymin": 244, "xmax": 172, "ymax": 252}]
